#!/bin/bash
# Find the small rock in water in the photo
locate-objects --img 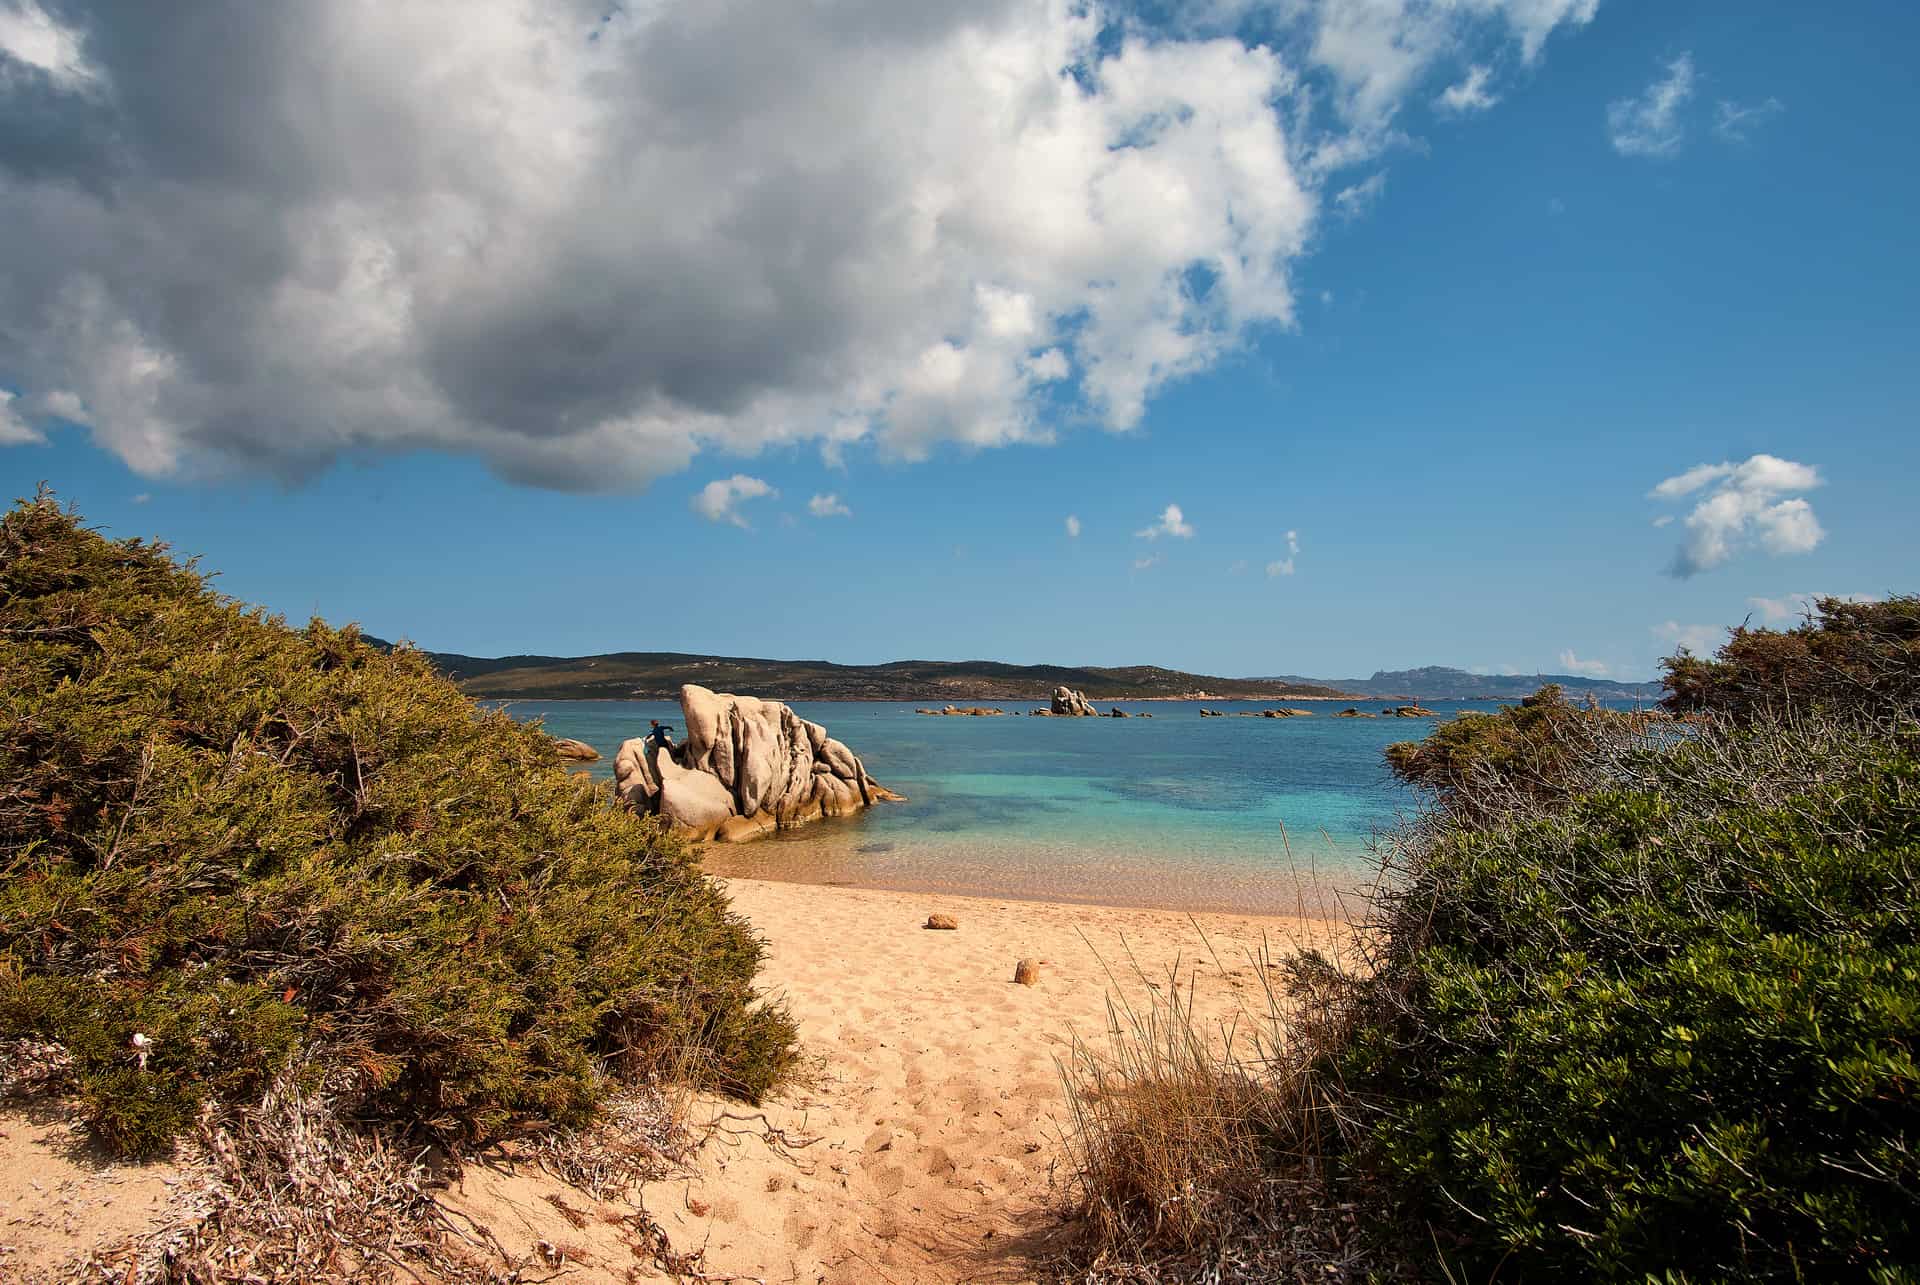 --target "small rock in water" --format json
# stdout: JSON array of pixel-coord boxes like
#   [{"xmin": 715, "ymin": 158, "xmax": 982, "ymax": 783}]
[
  {"xmin": 1013, "ymin": 958, "xmax": 1041, "ymax": 986},
  {"xmin": 925, "ymin": 913, "xmax": 959, "ymax": 930}
]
